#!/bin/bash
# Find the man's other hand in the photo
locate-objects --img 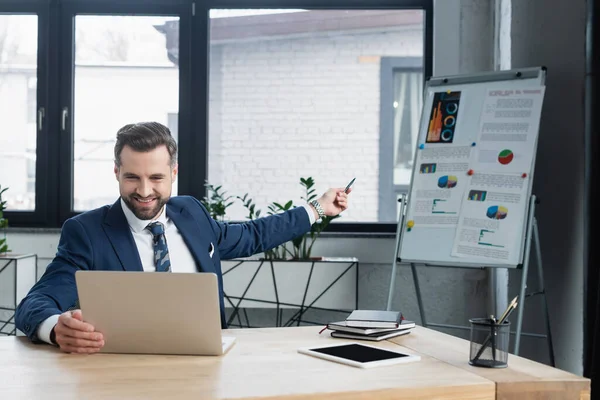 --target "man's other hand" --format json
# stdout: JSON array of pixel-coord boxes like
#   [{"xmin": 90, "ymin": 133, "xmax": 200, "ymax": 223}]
[{"xmin": 53, "ymin": 310, "xmax": 104, "ymax": 354}]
